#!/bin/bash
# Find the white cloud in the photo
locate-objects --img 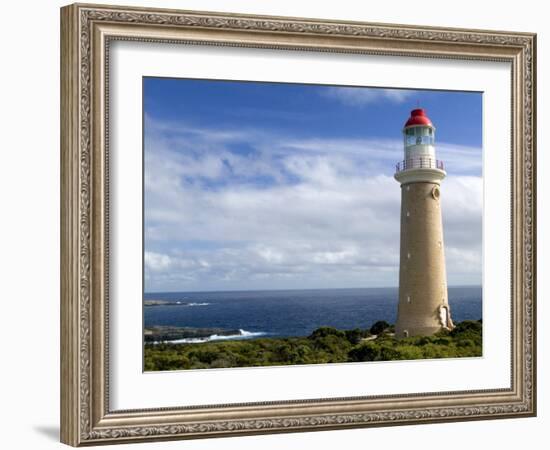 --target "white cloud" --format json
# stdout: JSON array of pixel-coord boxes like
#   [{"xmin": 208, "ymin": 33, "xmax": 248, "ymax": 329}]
[
  {"xmin": 322, "ymin": 87, "xmax": 413, "ymax": 107},
  {"xmin": 143, "ymin": 117, "xmax": 482, "ymax": 291},
  {"xmin": 437, "ymin": 143, "xmax": 483, "ymax": 175},
  {"xmin": 144, "ymin": 251, "xmax": 173, "ymax": 272}
]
